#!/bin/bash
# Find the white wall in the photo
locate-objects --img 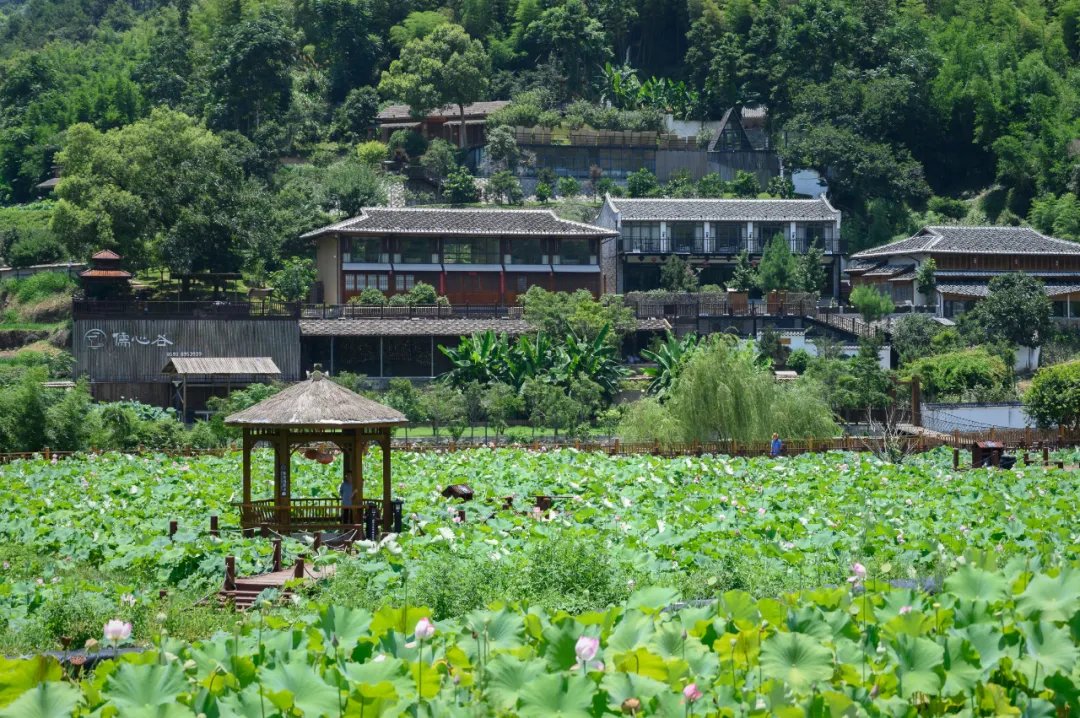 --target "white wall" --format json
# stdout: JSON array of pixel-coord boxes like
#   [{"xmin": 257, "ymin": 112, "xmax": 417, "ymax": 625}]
[{"xmin": 921, "ymin": 402, "xmax": 1033, "ymax": 432}]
